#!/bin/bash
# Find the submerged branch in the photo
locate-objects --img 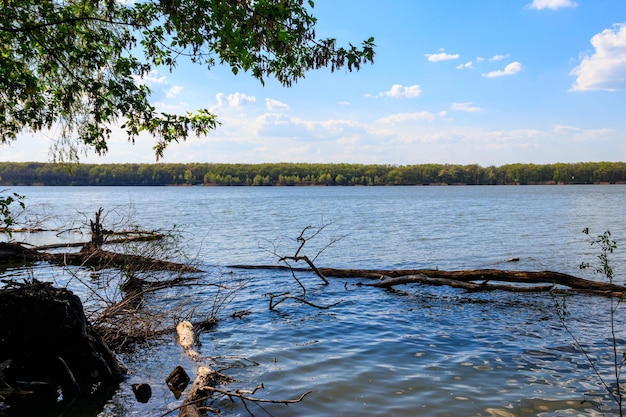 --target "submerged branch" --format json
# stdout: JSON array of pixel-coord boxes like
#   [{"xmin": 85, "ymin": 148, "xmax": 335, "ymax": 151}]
[
  {"xmin": 201, "ymin": 385, "xmax": 312, "ymax": 404},
  {"xmin": 266, "ymin": 291, "xmax": 342, "ymax": 310}
]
